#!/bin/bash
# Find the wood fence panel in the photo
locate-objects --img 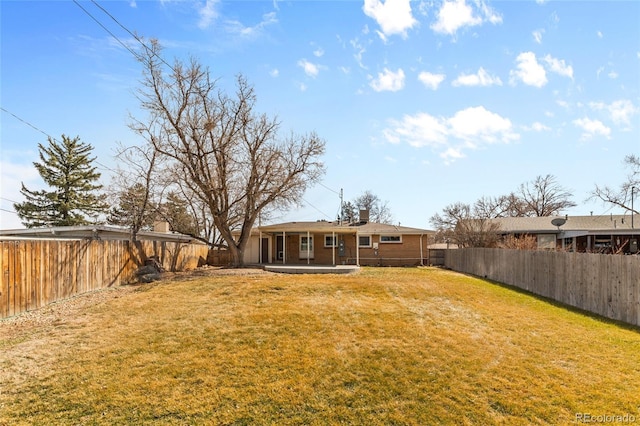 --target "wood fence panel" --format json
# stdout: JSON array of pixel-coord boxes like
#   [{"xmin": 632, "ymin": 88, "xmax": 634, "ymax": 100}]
[
  {"xmin": 0, "ymin": 239, "xmax": 209, "ymax": 319},
  {"xmin": 445, "ymin": 248, "xmax": 640, "ymax": 327},
  {"xmin": 9, "ymin": 242, "xmax": 18, "ymax": 317},
  {"xmin": 0, "ymin": 242, "xmax": 10, "ymax": 317}
]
